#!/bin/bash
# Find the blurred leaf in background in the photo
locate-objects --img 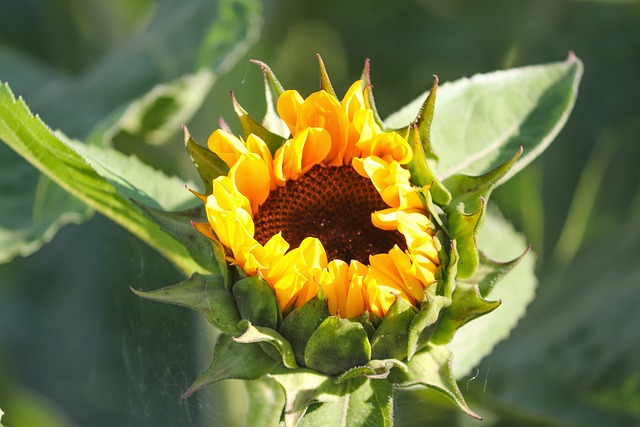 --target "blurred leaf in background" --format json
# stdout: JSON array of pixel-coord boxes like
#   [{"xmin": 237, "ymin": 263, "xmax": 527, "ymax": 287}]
[{"xmin": 1, "ymin": 0, "xmax": 639, "ymax": 426}]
